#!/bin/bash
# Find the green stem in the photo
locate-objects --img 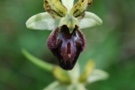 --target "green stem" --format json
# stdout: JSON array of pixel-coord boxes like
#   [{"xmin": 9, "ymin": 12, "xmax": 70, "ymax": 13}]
[{"xmin": 21, "ymin": 49, "xmax": 53, "ymax": 72}]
